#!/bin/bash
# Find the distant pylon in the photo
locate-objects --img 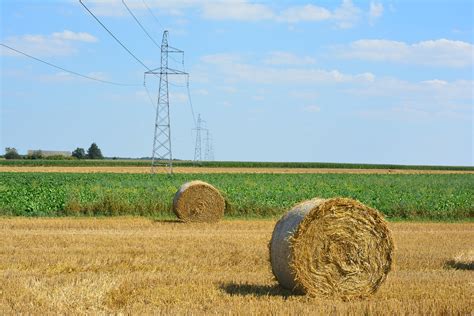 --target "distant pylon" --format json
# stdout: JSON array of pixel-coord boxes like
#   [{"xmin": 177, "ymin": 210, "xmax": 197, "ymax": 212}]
[
  {"xmin": 193, "ymin": 114, "xmax": 204, "ymax": 164},
  {"xmin": 145, "ymin": 30, "xmax": 187, "ymax": 174},
  {"xmin": 209, "ymin": 134, "xmax": 214, "ymax": 161},
  {"xmin": 204, "ymin": 129, "xmax": 214, "ymax": 161}
]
